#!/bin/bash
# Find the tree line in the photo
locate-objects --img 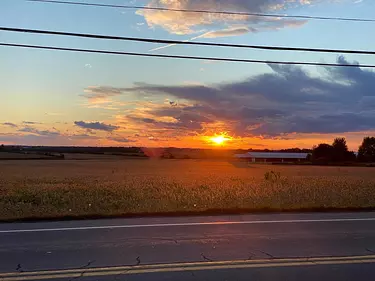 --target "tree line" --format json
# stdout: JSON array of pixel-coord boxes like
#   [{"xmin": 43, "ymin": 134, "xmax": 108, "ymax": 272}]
[{"xmin": 312, "ymin": 137, "xmax": 375, "ymax": 163}]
